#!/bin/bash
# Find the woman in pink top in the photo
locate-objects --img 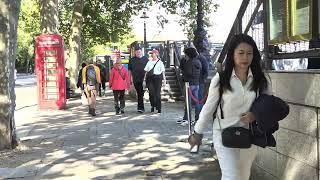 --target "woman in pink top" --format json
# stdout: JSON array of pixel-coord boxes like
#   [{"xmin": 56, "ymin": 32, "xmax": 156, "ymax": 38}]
[{"xmin": 109, "ymin": 59, "xmax": 130, "ymax": 114}]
